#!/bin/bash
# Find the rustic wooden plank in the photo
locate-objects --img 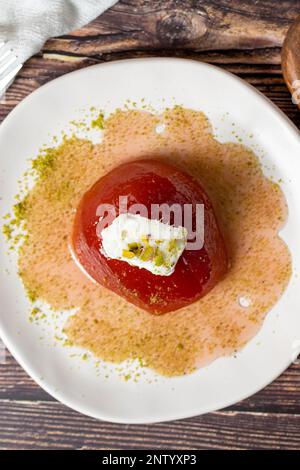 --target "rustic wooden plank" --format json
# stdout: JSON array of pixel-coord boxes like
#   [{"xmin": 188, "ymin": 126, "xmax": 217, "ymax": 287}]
[
  {"xmin": 42, "ymin": 47, "xmax": 284, "ymax": 65},
  {"xmin": 1, "ymin": 352, "xmax": 300, "ymax": 414},
  {"xmin": 0, "ymin": 399, "xmax": 299, "ymax": 450},
  {"xmin": 0, "ymin": 353, "xmax": 52, "ymax": 402},
  {"xmin": 43, "ymin": 0, "xmax": 300, "ymax": 54}
]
